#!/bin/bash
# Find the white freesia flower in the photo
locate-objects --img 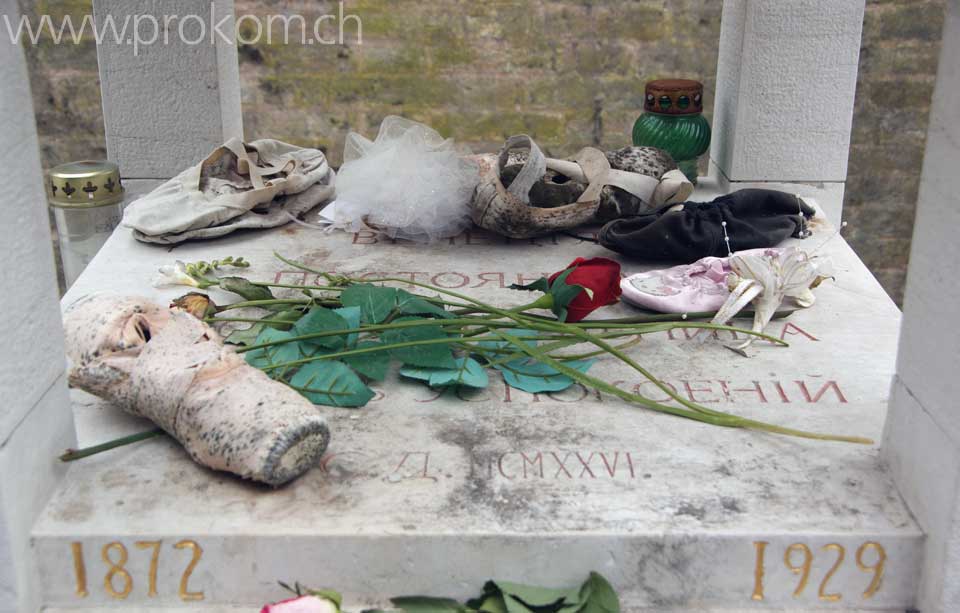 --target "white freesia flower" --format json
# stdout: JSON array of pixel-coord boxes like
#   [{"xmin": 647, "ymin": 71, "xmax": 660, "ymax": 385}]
[
  {"xmin": 711, "ymin": 248, "xmax": 831, "ymax": 354},
  {"xmin": 153, "ymin": 261, "xmax": 200, "ymax": 288}
]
